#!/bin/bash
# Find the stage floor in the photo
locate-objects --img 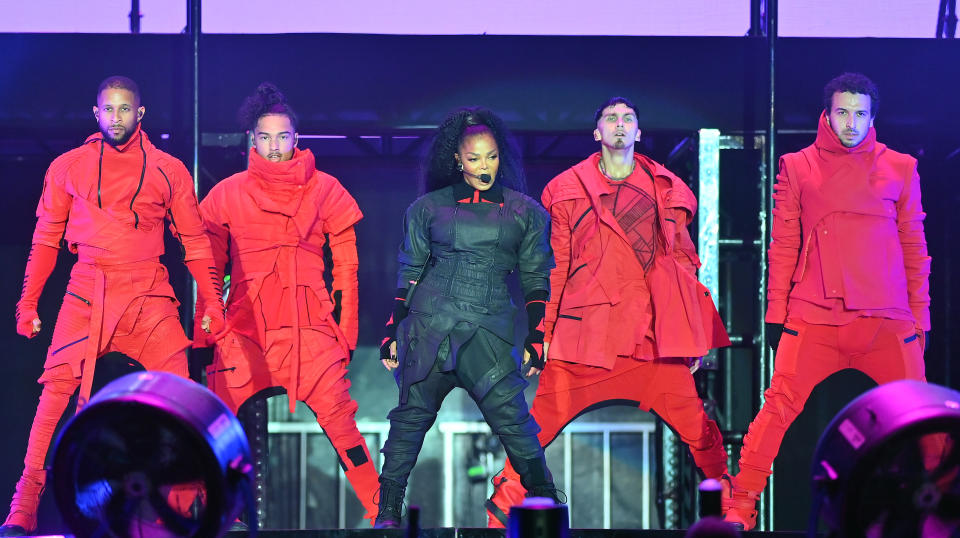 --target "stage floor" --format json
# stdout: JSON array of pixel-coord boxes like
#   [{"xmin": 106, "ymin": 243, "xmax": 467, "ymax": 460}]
[{"xmin": 24, "ymin": 529, "xmax": 813, "ymax": 537}]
